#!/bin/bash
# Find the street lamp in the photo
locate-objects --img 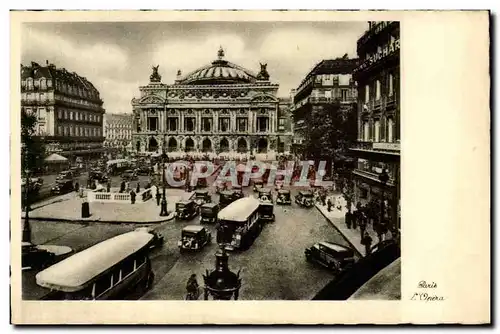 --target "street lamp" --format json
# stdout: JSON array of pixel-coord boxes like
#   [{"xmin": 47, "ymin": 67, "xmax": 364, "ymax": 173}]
[{"xmin": 159, "ymin": 133, "xmax": 168, "ymax": 216}]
